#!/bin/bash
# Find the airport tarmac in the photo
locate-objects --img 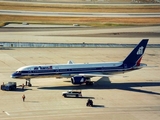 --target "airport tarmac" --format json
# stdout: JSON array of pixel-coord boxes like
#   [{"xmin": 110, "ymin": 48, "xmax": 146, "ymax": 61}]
[
  {"xmin": 0, "ymin": 25, "xmax": 160, "ymax": 120},
  {"xmin": 0, "ymin": 47, "xmax": 160, "ymax": 120}
]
